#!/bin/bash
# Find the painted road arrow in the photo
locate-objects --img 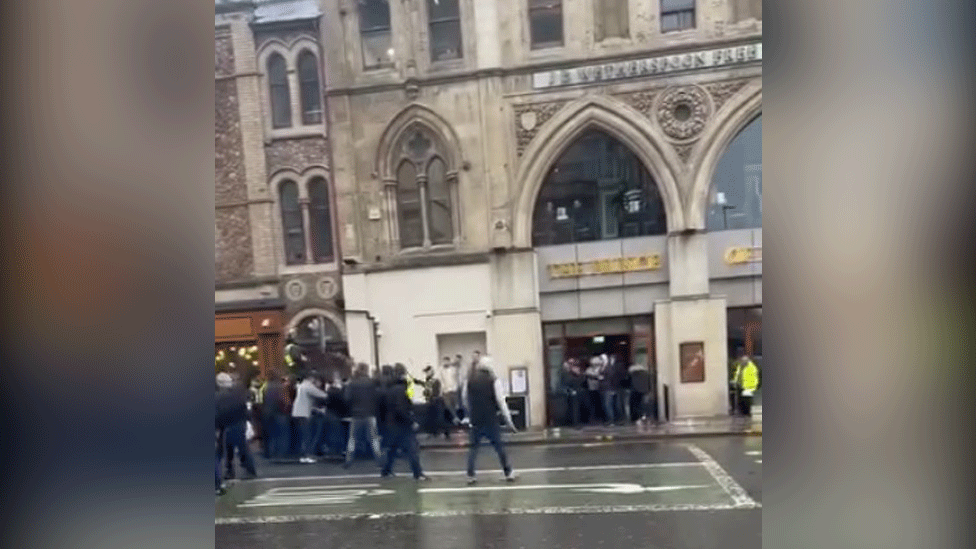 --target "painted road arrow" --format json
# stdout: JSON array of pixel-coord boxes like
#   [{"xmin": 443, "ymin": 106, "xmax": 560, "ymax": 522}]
[
  {"xmin": 240, "ymin": 484, "xmax": 396, "ymax": 508},
  {"xmin": 419, "ymin": 483, "xmax": 713, "ymax": 495}
]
